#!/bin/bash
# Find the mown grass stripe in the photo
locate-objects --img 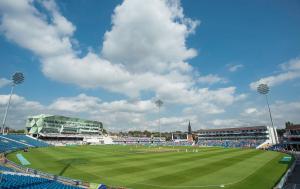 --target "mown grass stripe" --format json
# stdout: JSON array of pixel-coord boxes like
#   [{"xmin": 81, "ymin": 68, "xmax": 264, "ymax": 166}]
[
  {"xmin": 131, "ymin": 149, "xmax": 263, "ymax": 187},
  {"xmin": 55, "ymin": 149, "xmax": 244, "ymax": 186},
  {"xmin": 55, "ymin": 147, "xmax": 225, "ymax": 171},
  {"xmin": 53, "ymin": 148, "xmax": 232, "ymax": 178},
  {"xmin": 102, "ymin": 148, "xmax": 242, "ymax": 177},
  {"xmin": 12, "ymin": 146, "xmax": 223, "ymax": 175},
  {"xmin": 227, "ymin": 153, "xmax": 290, "ymax": 189},
  {"xmin": 98, "ymin": 149, "xmax": 254, "ymax": 186},
  {"xmin": 6, "ymin": 145, "xmax": 289, "ymax": 189}
]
